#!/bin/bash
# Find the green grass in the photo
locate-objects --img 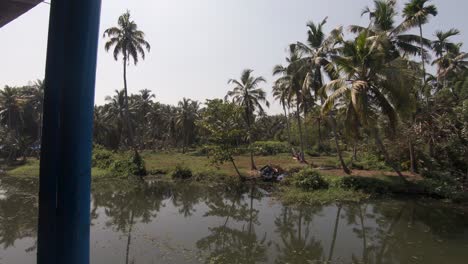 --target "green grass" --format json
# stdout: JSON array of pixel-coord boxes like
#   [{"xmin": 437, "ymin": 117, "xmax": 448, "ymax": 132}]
[
  {"xmin": 6, "ymin": 159, "xmax": 40, "ymax": 178},
  {"xmin": 4, "ymin": 158, "xmax": 113, "ymax": 179},
  {"xmin": 142, "ymin": 151, "xmax": 307, "ymax": 177}
]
